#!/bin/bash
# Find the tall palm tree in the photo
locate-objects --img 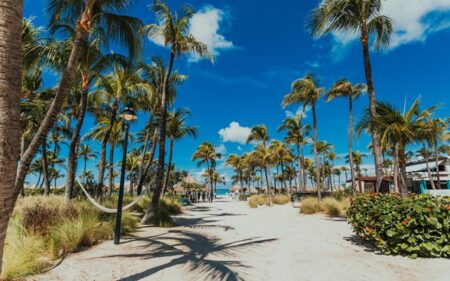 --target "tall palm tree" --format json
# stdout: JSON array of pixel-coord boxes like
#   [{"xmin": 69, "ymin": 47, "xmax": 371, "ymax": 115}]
[
  {"xmin": 0, "ymin": 2, "xmax": 23, "ymax": 274},
  {"xmin": 16, "ymin": 0, "xmax": 143, "ymax": 193},
  {"xmin": 226, "ymin": 154, "xmax": 245, "ymax": 190},
  {"xmin": 253, "ymin": 144, "xmax": 274, "ymax": 206},
  {"xmin": 162, "ymin": 108, "xmax": 197, "ymax": 196},
  {"xmin": 192, "ymin": 142, "xmax": 221, "ymax": 202},
  {"xmin": 78, "ymin": 143, "xmax": 97, "ymax": 173},
  {"xmin": 141, "ymin": 1, "xmax": 212, "ymax": 224},
  {"xmin": 310, "ymin": 0, "xmax": 393, "ymax": 191},
  {"xmin": 282, "ymin": 73, "xmax": 324, "ymax": 199},
  {"xmin": 247, "ymin": 125, "xmax": 270, "ymax": 148},
  {"xmin": 278, "ymin": 114, "xmax": 310, "ymax": 191},
  {"xmin": 326, "ymin": 79, "xmax": 367, "ymax": 192}
]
